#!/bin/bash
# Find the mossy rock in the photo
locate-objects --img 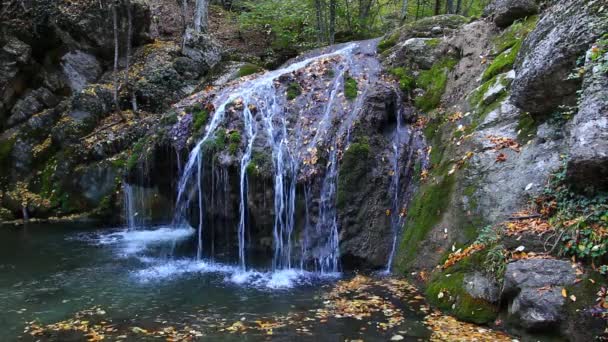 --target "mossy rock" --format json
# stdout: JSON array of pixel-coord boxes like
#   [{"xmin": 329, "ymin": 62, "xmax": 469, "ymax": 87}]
[
  {"xmin": 425, "ymin": 270, "xmax": 498, "ymax": 324},
  {"xmin": 390, "ymin": 67, "xmax": 416, "ymax": 92},
  {"xmin": 414, "ymin": 58, "xmax": 458, "ymax": 111},
  {"xmin": 192, "ymin": 109, "xmax": 209, "ymax": 133},
  {"xmin": 286, "ymin": 82, "xmax": 301, "ymax": 100},
  {"xmin": 127, "ymin": 137, "xmax": 149, "ymax": 171},
  {"xmin": 344, "ymin": 76, "xmax": 358, "ymax": 100},
  {"xmin": 228, "ymin": 131, "xmax": 241, "ymax": 155},
  {"xmin": 237, "ymin": 63, "xmax": 263, "ymax": 78},
  {"xmin": 493, "ymin": 15, "xmax": 539, "ymax": 54},
  {"xmin": 336, "ymin": 138, "xmax": 370, "ymax": 209},
  {"xmin": 246, "ymin": 150, "xmax": 274, "ymax": 178},
  {"xmin": 0, "ymin": 136, "xmax": 16, "ymax": 176},
  {"xmin": 378, "ymin": 31, "xmax": 400, "ymax": 53},
  {"xmin": 395, "ymin": 174, "xmax": 455, "ymax": 270},
  {"xmin": 482, "ymin": 42, "xmax": 521, "ymax": 82}
]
